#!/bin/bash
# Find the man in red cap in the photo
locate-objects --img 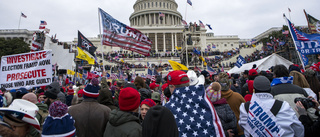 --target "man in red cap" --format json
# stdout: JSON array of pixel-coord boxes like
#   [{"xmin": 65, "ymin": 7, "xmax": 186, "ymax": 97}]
[
  {"xmin": 104, "ymin": 87, "xmax": 142, "ymax": 137},
  {"xmin": 166, "ymin": 70, "xmax": 190, "ymax": 95}
]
